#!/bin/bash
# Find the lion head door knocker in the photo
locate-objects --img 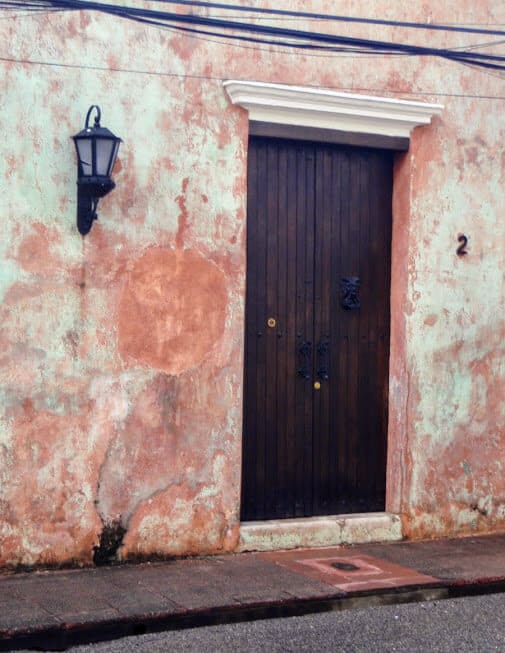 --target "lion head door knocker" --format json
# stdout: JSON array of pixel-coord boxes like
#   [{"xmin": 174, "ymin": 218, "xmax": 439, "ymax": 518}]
[{"xmin": 341, "ymin": 277, "xmax": 361, "ymax": 310}]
